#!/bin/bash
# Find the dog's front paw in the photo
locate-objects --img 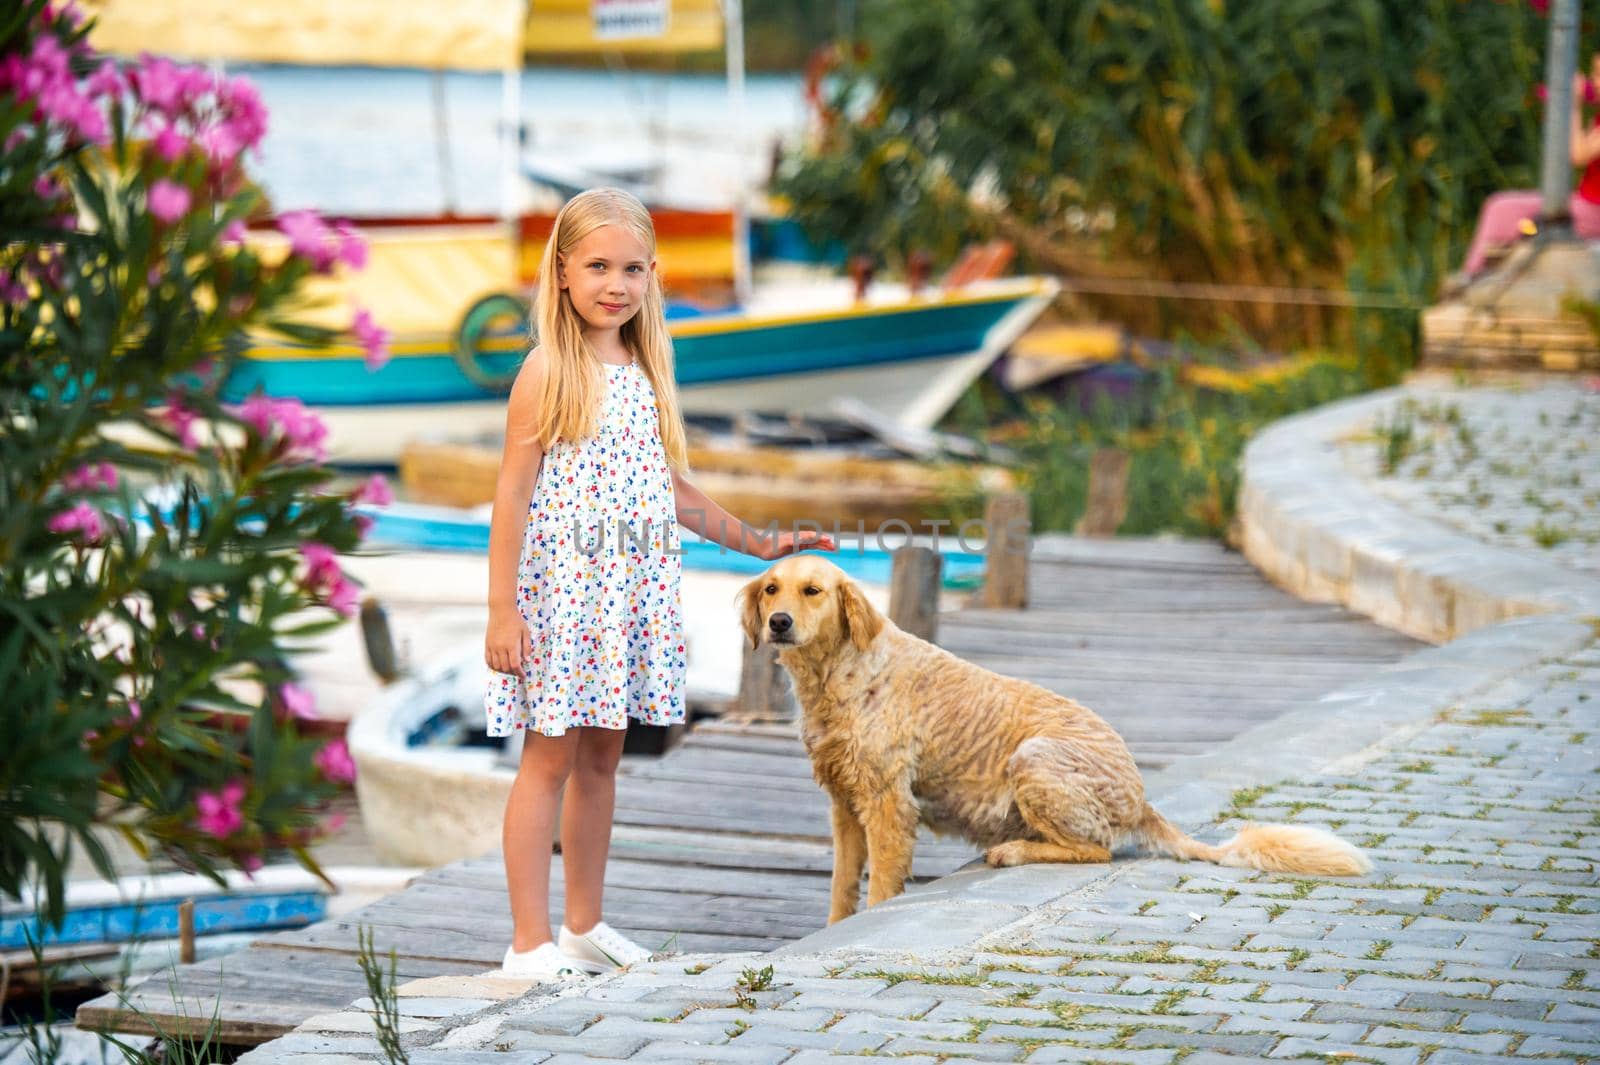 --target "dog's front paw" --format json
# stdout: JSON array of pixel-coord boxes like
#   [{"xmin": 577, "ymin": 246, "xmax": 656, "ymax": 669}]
[{"xmin": 985, "ymin": 841, "xmax": 1032, "ymax": 867}]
